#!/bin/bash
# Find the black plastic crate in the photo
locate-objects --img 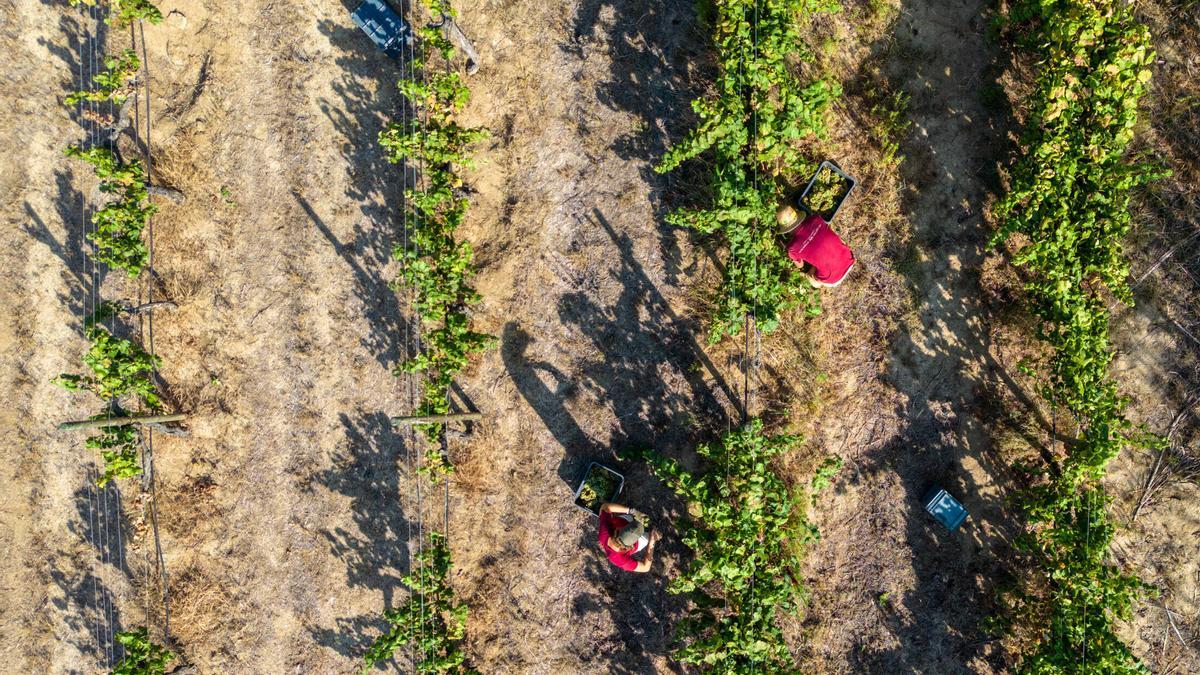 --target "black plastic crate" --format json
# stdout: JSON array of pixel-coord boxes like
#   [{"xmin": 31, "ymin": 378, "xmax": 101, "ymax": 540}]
[
  {"xmin": 798, "ymin": 160, "xmax": 858, "ymax": 223},
  {"xmin": 573, "ymin": 463, "xmax": 624, "ymax": 516}
]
